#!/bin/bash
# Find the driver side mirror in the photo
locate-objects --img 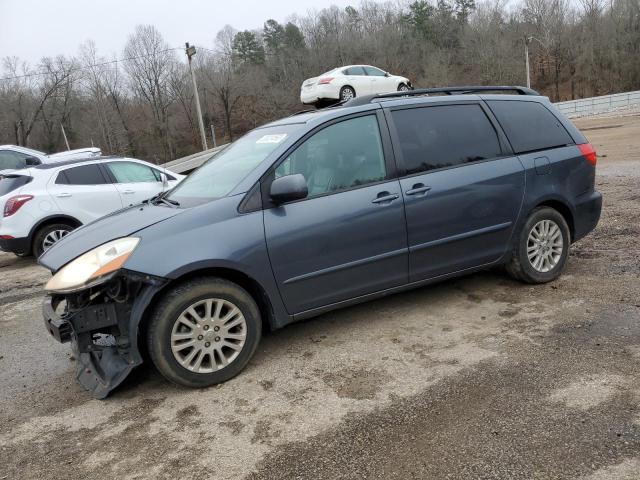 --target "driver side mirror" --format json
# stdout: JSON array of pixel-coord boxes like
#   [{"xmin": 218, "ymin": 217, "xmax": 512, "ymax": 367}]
[
  {"xmin": 25, "ymin": 156, "xmax": 41, "ymax": 166},
  {"xmin": 160, "ymin": 172, "xmax": 169, "ymax": 190},
  {"xmin": 384, "ymin": 71, "xmax": 390, "ymax": 77},
  {"xmin": 270, "ymin": 174, "xmax": 308, "ymax": 205}
]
